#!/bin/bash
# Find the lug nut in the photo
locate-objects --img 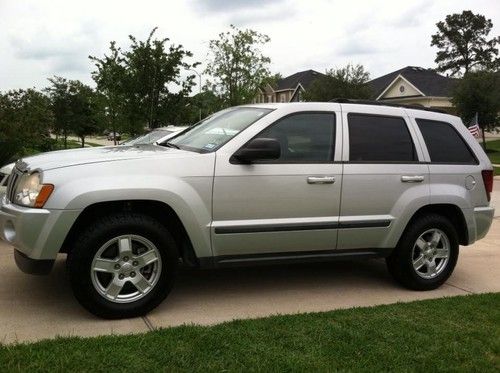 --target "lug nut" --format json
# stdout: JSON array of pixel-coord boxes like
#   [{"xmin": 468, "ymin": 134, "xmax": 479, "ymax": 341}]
[
  {"xmin": 123, "ymin": 256, "xmax": 129, "ymax": 262},
  {"xmin": 130, "ymin": 272, "xmax": 136, "ymax": 278},
  {"xmin": 114, "ymin": 264, "xmax": 121, "ymax": 270},
  {"xmin": 118, "ymin": 274, "xmax": 125, "ymax": 280},
  {"xmin": 132, "ymin": 261, "xmax": 139, "ymax": 266}
]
